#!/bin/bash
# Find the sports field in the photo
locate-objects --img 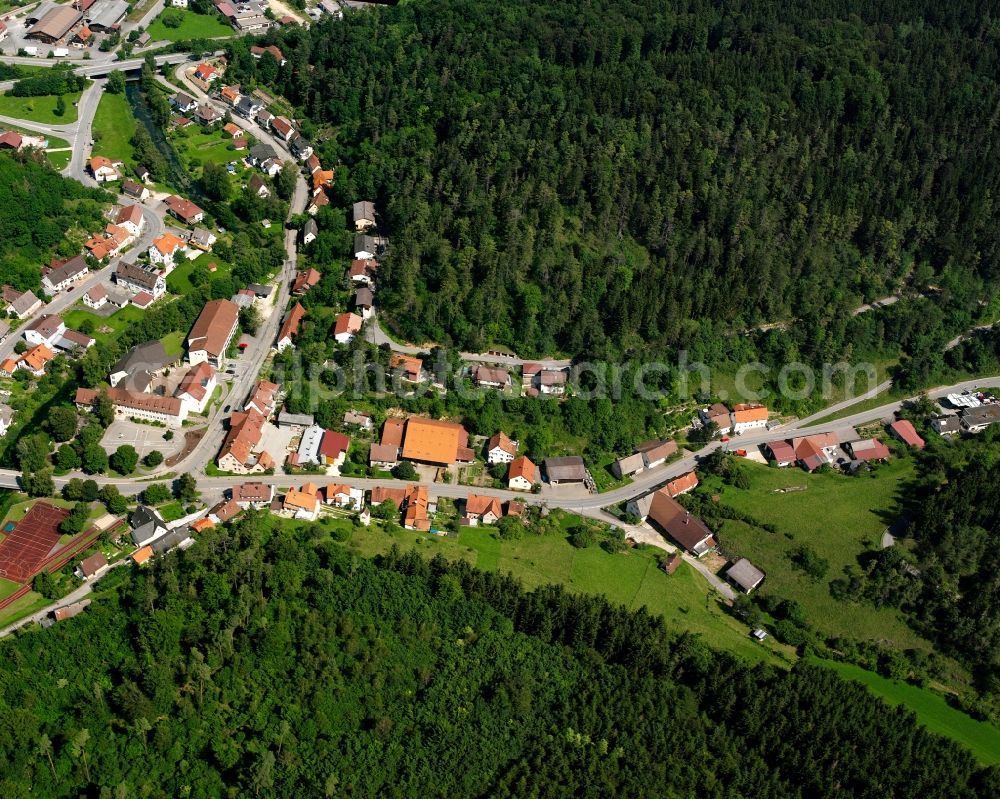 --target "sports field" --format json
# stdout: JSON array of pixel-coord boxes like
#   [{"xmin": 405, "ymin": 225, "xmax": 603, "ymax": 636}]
[{"xmin": 0, "ymin": 502, "xmax": 68, "ymax": 583}]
